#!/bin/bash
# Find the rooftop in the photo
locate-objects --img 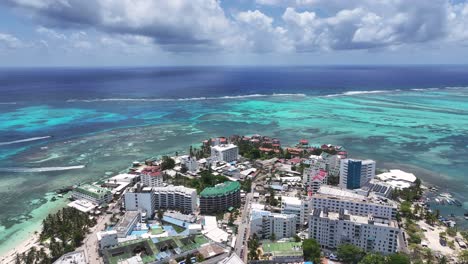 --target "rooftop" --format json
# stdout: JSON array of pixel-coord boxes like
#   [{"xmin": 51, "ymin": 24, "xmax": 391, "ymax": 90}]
[
  {"xmin": 53, "ymin": 250, "xmax": 87, "ymax": 264},
  {"xmin": 200, "ymin": 181, "xmax": 240, "ymax": 197},
  {"xmin": 74, "ymin": 184, "xmax": 111, "ymax": 199},
  {"xmin": 315, "ymin": 186, "xmax": 397, "ymax": 207},
  {"xmin": 262, "ymin": 241, "xmax": 303, "ymax": 257},
  {"xmin": 377, "ymin": 169, "xmax": 417, "ymax": 186},
  {"xmin": 211, "ymin": 144, "xmax": 238, "ymax": 151},
  {"xmin": 314, "ymin": 209, "xmax": 398, "ymax": 228}
]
